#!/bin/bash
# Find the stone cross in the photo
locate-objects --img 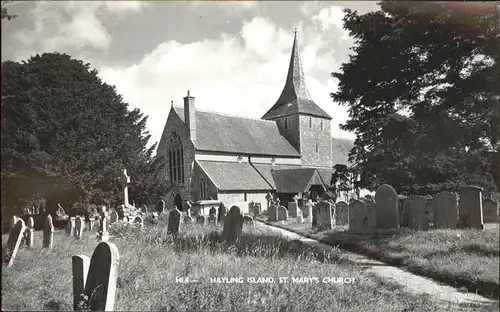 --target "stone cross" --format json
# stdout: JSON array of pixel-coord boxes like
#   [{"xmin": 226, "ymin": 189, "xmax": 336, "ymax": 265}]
[
  {"xmin": 167, "ymin": 208, "xmax": 181, "ymax": 237},
  {"xmin": 43, "ymin": 215, "xmax": 55, "ymax": 249},
  {"xmin": 221, "ymin": 206, "xmax": 244, "ymax": 246},
  {"xmin": 119, "ymin": 169, "xmax": 131, "ymax": 207},
  {"xmin": 4, "ymin": 219, "xmax": 26, "ymax": 268},
  {"xmin": 73, "ymin": 242, "xmax": 119, "ymax": 311},
  {"xmin": 26, "ymin": 217, "xmax": 35, "ymax": 249},
  {"xmin": 75, "ymin": 217, "xmax": 84, "ymax": 239}
]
